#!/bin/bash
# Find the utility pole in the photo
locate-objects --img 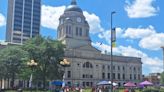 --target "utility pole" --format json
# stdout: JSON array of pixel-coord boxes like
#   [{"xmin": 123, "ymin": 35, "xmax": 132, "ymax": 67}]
[
  {"xmin": 110, "ymin": 11, "xmax": 116, "ymax": 92},
  {"xmin": 161, "ymin": 46, "xmax": 164, "ymax": 72}
]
